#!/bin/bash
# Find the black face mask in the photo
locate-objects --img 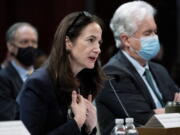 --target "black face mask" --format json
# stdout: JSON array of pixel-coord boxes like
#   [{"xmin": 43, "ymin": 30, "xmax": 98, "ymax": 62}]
[{"xmin": 16, "ymin": 47, "xmax": 36, "ymax": 67}]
